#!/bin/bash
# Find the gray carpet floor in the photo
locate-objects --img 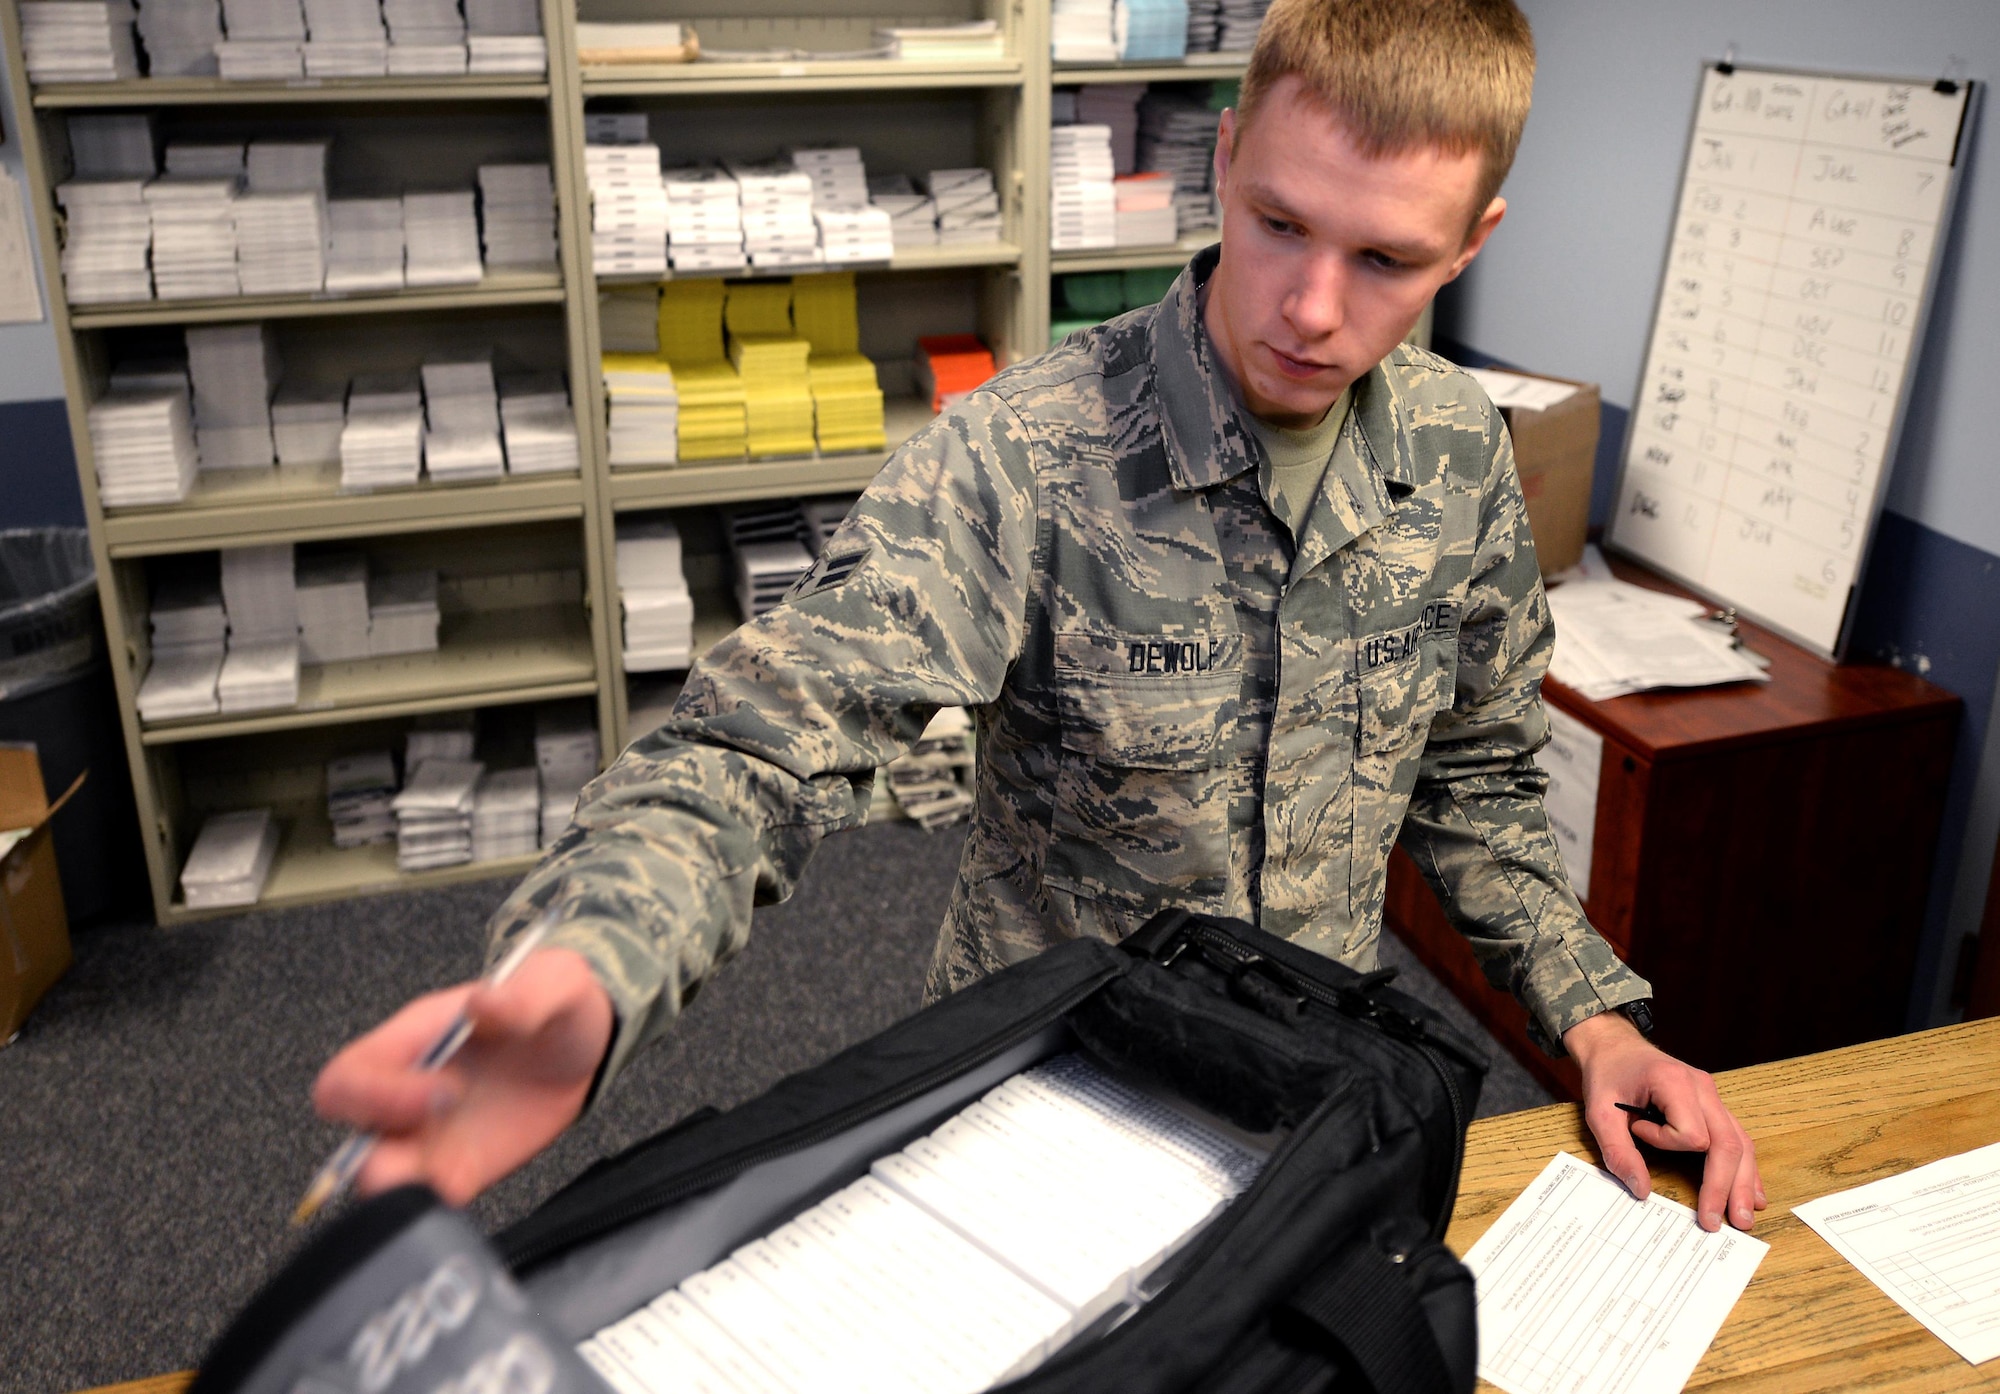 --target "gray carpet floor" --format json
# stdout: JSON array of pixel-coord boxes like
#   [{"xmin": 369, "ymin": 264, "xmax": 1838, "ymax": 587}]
[{"xmin": 0, "ymin": 820, "xmax": 1551, "ymax": 1394}]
